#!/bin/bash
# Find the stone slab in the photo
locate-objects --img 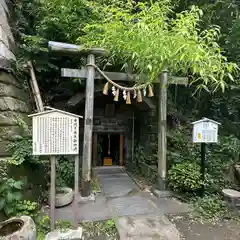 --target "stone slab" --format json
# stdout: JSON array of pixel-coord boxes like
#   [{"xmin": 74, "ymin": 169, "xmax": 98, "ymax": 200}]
[
  {"xmin": 0, "ymin": 140, "xmax": 10, "ymax": 156},
  {"xmin": 97, "ymin": 167, "xmax": 138, "ymax": 198},
  {"xmin": 150, "ymin": 196, "xmax": 190, "ymax": 215},
  {"xmin": 99, "ymin": 178, "xmax": 137, "ymax": 198},
  {"xmin": 0, "ymin": 25, "xmax": 9, "ymax": 48},
  {"xmin": 95, "ymin": 166, "xmax": 124, "ymax": 175},
  {"xmin": 0, "ymin": 41, "xmax": 15, "ymax": 60},
  {"xmin": 0, "ymin": 0, "xmax": 9, "ymax": 12},
  {"xmin": 0, "ymin": 82, "xmax": 28, "ymax": 100},
  {"xmin": 0, "ymin": 96, "xmax": 31, "ymax": 112},
  {"xmin": 0, "ymin": 111, "xmax": 30, "ymax": 126},
  {"xmin": 107, "ymin": 195, "xmax": 160, "ymax": 217},
  {"xmin": 45, "ymin": 227, "xmax": 83, "ymax": 240},
  {"xmin": 47, "ymin": 196, "xmax": 112, "ymax": 222},
  {"xmin": 116, "ymin": 215, "xmax": 181, "ymax": 240},
  {"xmin": 152, "ymin": 189, "xmax": 174, "ymax": 198},
  {"xmin": 78, "ymin": 193, "xmax": 95, "ymax": 203},
  {"xmin": 222, "ymin": 189, "xmax": 240, "ymax": 198},
  {"xmin": 0, "ymin": 72, "xmax": 21, "ymax": 87},
  {"xmin": 0, "ymin": 125, "xmax": 23, "ymax": 140},
  {"xmin": 98, "ymin": 173, "xmax": 128, "ymax": 178}
]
